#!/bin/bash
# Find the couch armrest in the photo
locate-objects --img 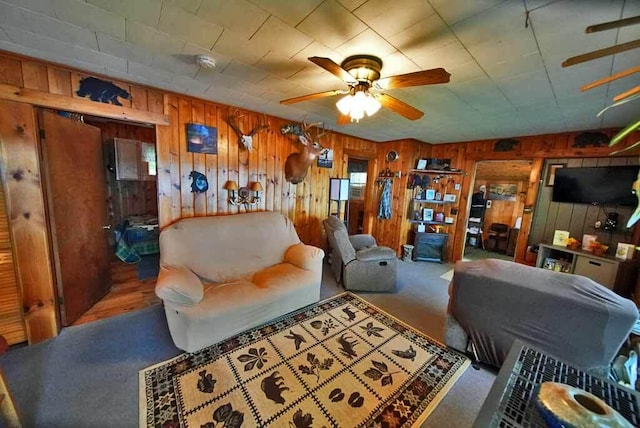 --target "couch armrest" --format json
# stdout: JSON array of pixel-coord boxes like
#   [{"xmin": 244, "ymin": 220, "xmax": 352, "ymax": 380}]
[
  {"xmin": 285, "ymin": 243, "xmax": 325, "ymax": 272},
  {"xmin": 349, "ymin": 234, "xmax": 377, "ymax": 250},
  {"xmin": 155, "ymin": 266, "xmax": 204, "ymax": 306}
]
